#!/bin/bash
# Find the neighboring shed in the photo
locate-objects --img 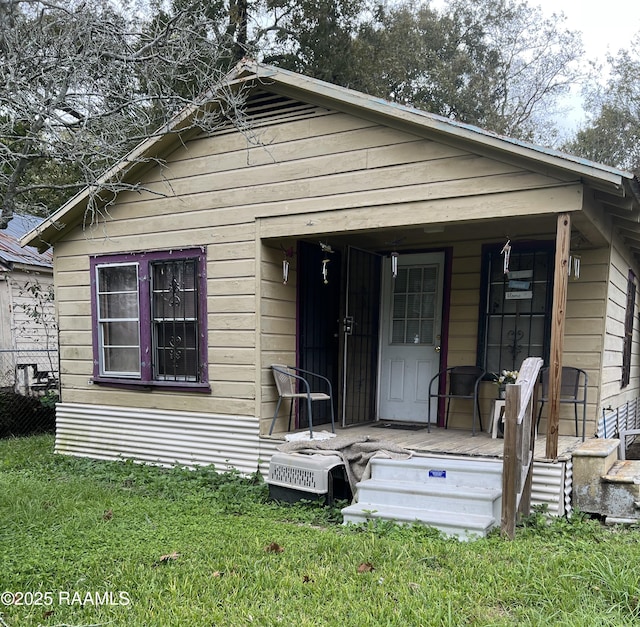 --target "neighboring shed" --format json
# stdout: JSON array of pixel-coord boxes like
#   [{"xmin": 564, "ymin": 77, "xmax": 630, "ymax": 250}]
[
  {"xmin": 20, "ymin": 61, "xmax": 640, "ymax": 476},
  {"xmin": 0, "ymin": 214, "xmax": 56, "ymax": 394}
]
